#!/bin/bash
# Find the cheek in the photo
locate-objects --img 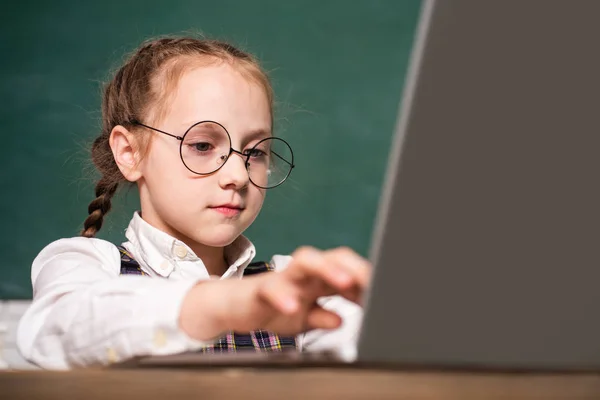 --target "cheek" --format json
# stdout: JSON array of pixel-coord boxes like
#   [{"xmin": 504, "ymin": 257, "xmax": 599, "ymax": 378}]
[
  {"xmin": 143, "ymin": 146, "xmax": 198, "ymax": 200},
  {"xmin": 247, "ymin": 187, "xmax": 266, "ymax": 215}
]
